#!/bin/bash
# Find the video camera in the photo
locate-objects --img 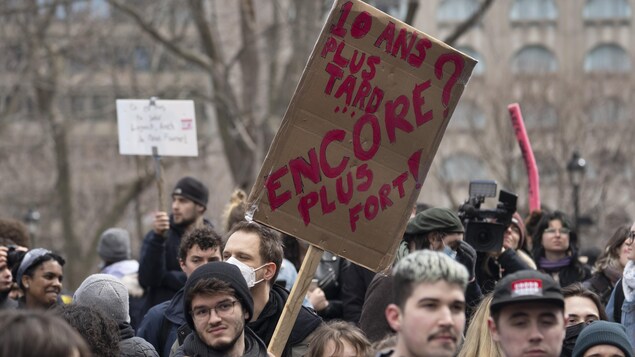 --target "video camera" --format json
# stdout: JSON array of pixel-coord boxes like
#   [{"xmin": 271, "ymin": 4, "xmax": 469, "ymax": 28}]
[{"xmin": 458, "ymin": 180, "xmax": 518, "ymax": 252}]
